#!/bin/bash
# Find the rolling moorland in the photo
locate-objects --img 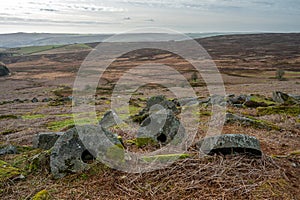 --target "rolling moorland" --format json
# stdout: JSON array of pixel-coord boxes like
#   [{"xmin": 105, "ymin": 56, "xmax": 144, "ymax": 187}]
[{"xmin": 0, "ymin": 33, "xmax": 299, "ymax": 199}]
